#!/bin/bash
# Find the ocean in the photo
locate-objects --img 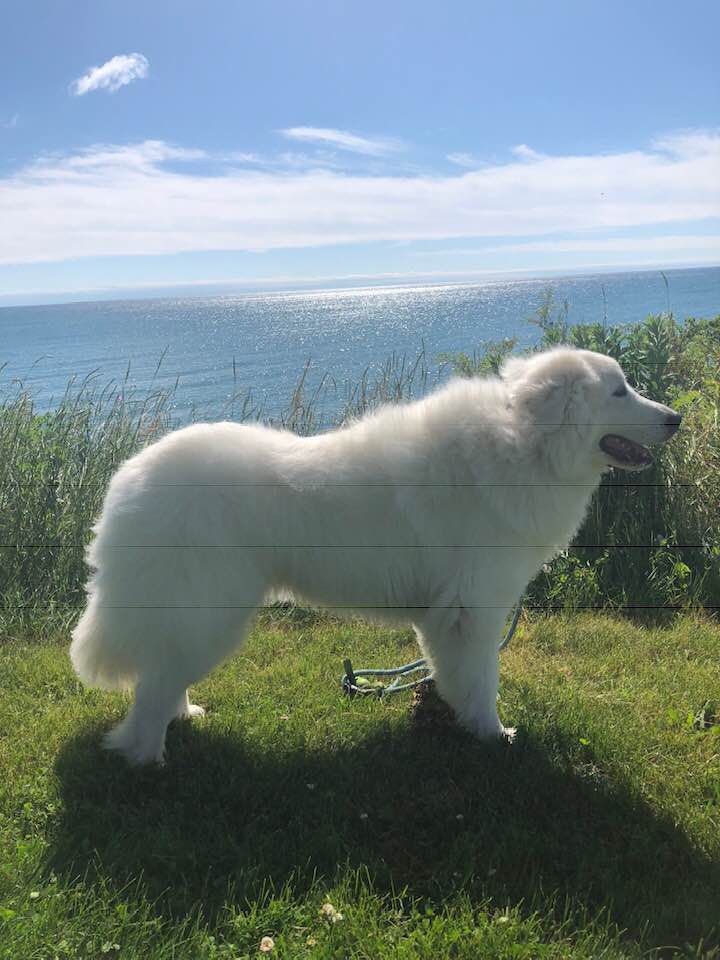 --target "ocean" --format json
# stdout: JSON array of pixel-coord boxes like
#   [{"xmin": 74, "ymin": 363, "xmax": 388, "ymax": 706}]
[{"xmin": 1, "ymin": 266, "xmax": 718, "ymax": 422}]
